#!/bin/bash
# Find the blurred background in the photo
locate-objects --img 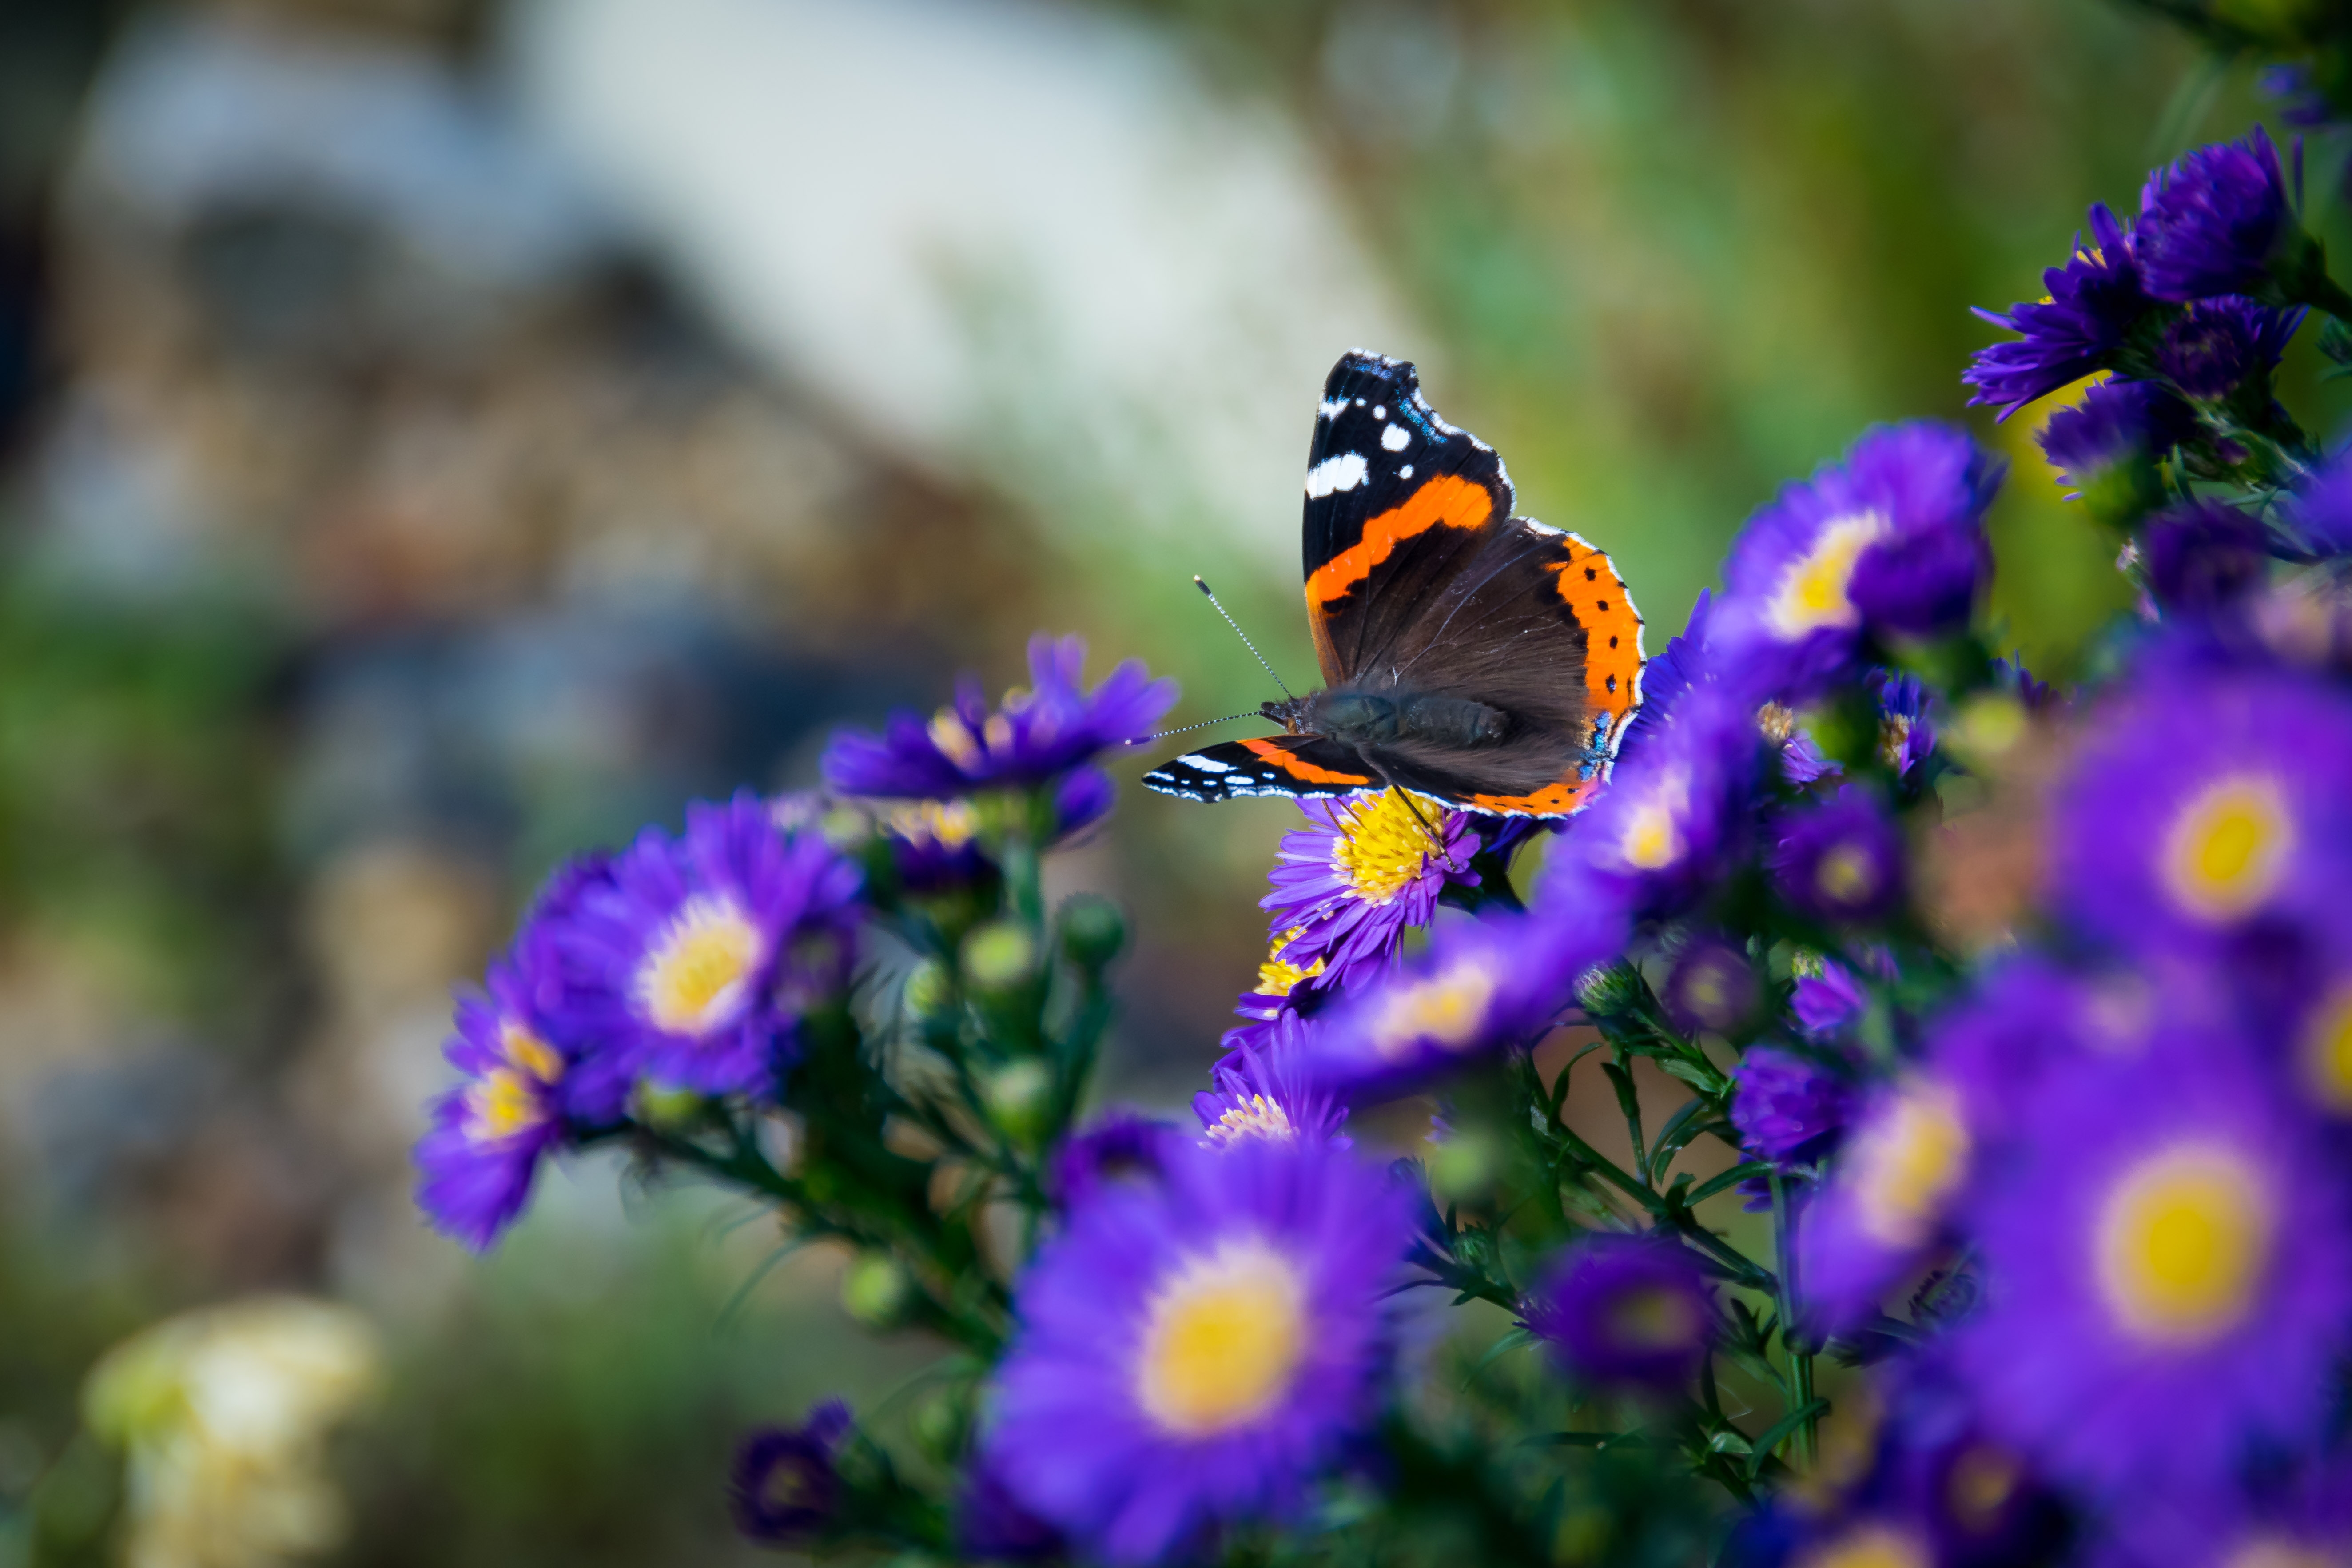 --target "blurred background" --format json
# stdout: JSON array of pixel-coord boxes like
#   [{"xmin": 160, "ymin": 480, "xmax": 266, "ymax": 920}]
[{"xmin": 0, "ymin": 0, "xmax": 2336, "ymax": 1562}]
